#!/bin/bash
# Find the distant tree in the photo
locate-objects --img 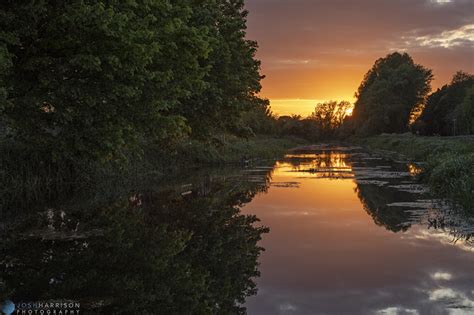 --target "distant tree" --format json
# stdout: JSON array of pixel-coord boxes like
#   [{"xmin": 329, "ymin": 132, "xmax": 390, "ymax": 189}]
[
  {"xmin": 309, "ymin": 100, "xmax": 352, "ymax": 138},
  {"xmin": 452, "ymin": 71, "xmax": 473, "ymax": 84},
  {"xmin": 277, "ymin": 115, "xmax": 303, "ymax": 136},
  {"xmin": 352, "ymin": 52, "xmax": 433, "ymax": 135},
  {"xmin": 274, "ymin": 115, "xmax": 314, "ymax": 140},
  {"xmin": 455, "ymin": 85, "xmax": 474, "ymax": 135},
  {"xmin": 415, "ymin": 71, "xmax": 473, "ymax": 135},
  {"xmin": 239, "ymin": 98, "xmax": 277, "ymax": 136},
  {"xmin": 337, "ymin": 115, "xmax": 356, "ymax": 139},
  {"xmin": 274, "ymin": 101, "xmax": 352, "ymax": 141}
]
